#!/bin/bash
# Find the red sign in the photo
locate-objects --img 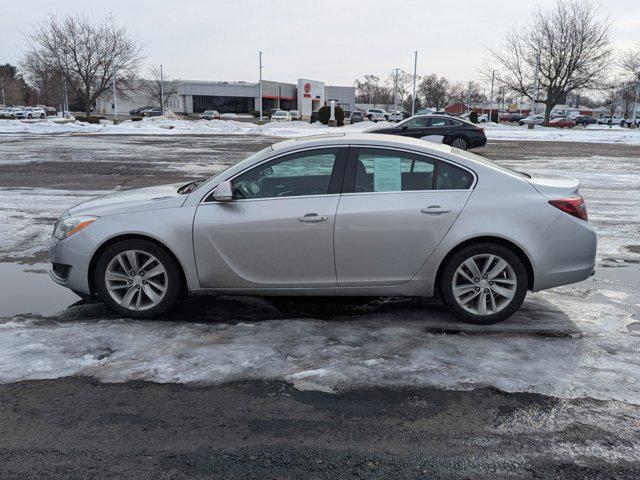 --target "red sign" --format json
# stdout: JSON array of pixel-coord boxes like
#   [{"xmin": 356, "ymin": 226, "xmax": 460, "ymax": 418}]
[{"xmin": 303, "ymin": 82, "xmax": 311, "ymax": 98}]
